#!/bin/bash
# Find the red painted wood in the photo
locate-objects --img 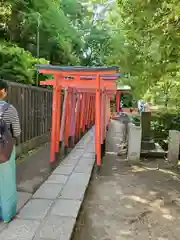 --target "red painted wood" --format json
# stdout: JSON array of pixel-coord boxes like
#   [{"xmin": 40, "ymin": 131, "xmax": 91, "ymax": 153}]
[{"xmin": 40, "ymin": 67, "xmax": 118, "ymax": 166}]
